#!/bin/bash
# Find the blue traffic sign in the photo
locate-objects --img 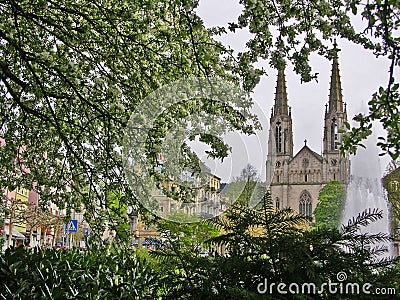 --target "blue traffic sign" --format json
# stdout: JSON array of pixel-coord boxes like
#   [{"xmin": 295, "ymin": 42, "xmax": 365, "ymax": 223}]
[{"xmin": 66, "ymin": 220, "xmax": 78, "ymax": 233}]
